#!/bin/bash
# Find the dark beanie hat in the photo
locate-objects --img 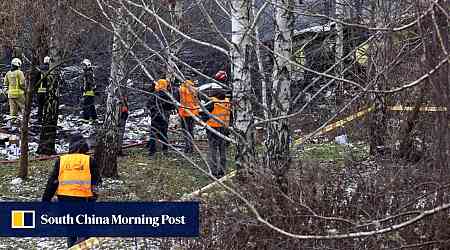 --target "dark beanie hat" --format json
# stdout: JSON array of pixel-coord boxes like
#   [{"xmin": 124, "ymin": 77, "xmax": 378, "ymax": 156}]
[{"xmin": 69, "ymin": 134, "xmax": 89, "ymax": 153}]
